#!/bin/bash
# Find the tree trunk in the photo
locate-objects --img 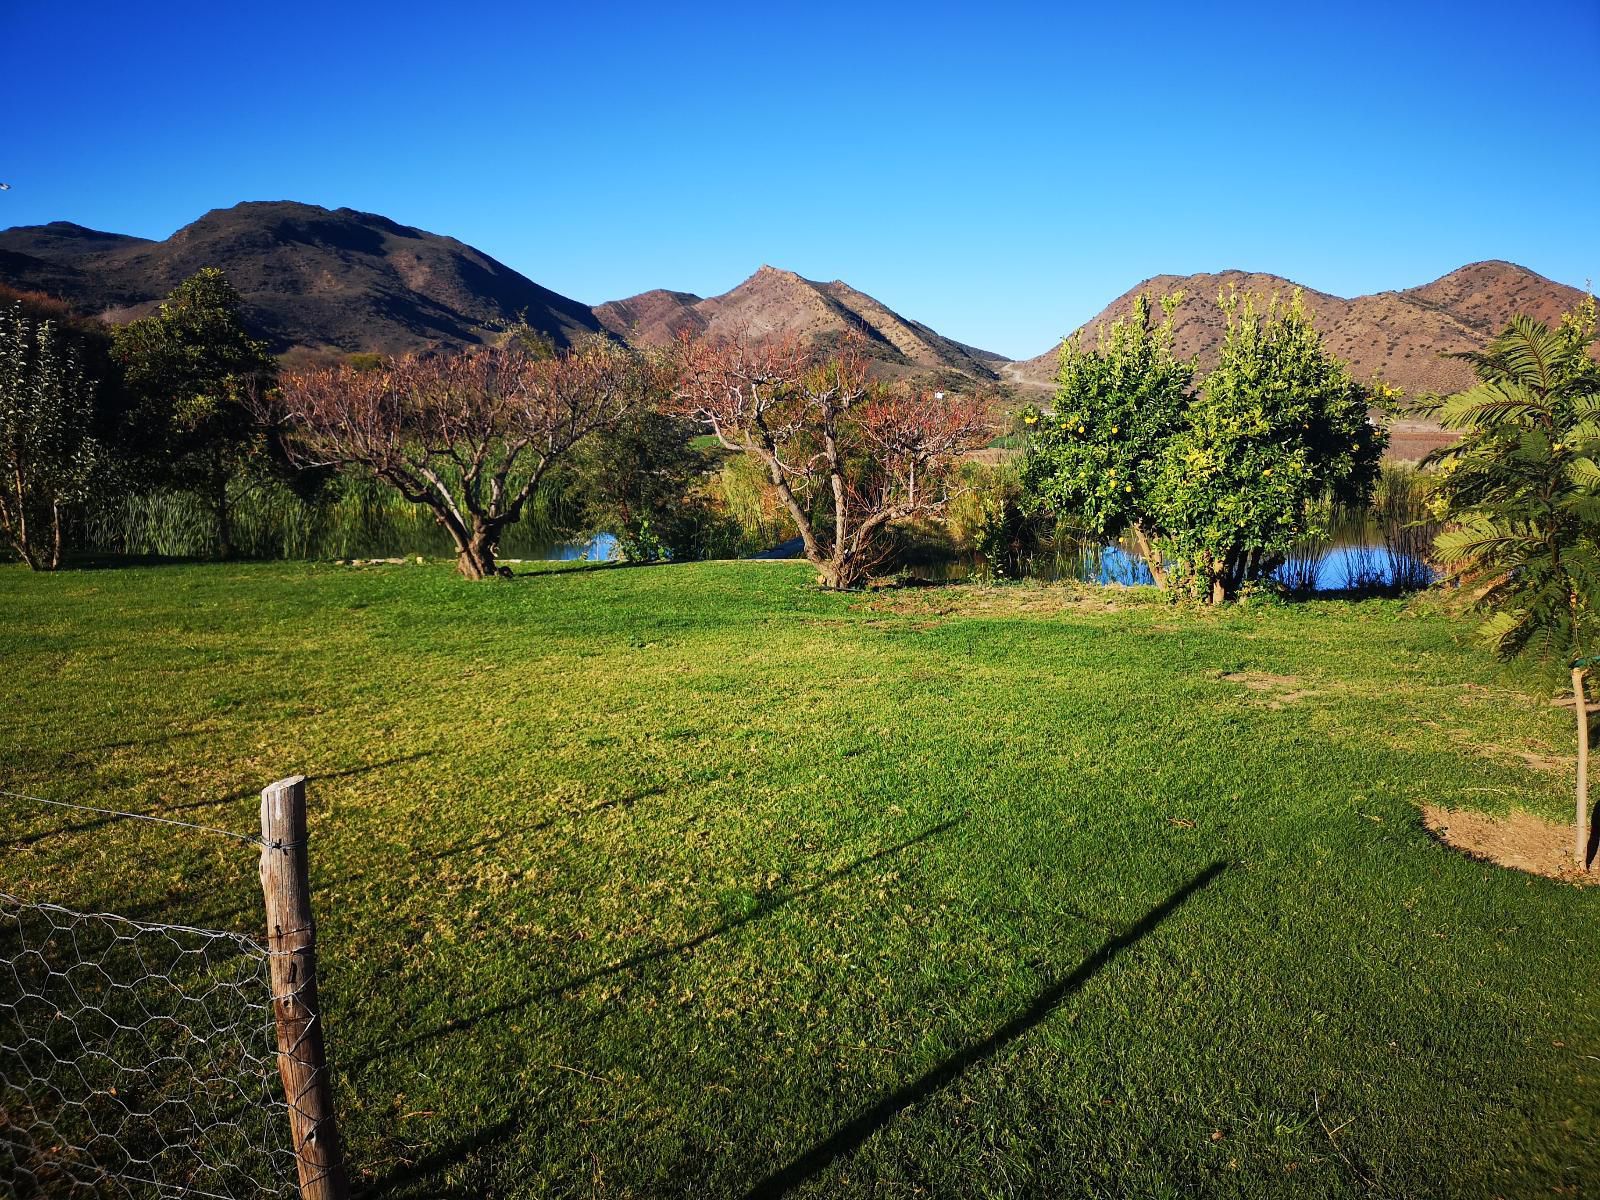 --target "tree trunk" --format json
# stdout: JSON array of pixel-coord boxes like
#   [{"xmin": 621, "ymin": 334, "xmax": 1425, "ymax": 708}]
[
  {"xmin": 1132, "ymin": 524, "xmax": 1166, "ymax": 589},
  {"xmin": 817, "ymin": 551, "xmax": 866, "ymax": 591},
  {"xmin": 1198, "ymin": 554, "xmax": 1225, "ymax": 604},
  {"xmin": 455, "ymin": 519, "xmax": 502, "ymax": 580},
  {"xmin": 215, "ymin": 470, "xmax": 234, "ymax": 561},
  {"xmin": 759, "ymin": 454, "xmax": 822, "ymax": 565},
  {"xmin": 10, "ymin": 465, "xmax": 39, "ymax": 569},
  {"xmin": 456, "ymin": 539, "xmax": 497, "ymax": 580},
  {"xmin": 1574, "ymin": 666, "xmax": 1591, "ymax": 871},
  {"xmin": 48, "ymin": 500, "xmax": 62, "ymax": 571}
]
